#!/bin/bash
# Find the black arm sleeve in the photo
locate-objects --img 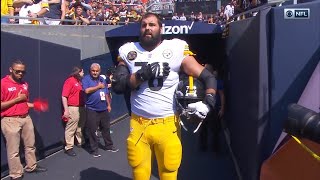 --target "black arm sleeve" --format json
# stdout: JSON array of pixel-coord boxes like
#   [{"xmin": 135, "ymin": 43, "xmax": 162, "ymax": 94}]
[
  {"xmin": 198, "ymin": 68, "xmax": 217, "ymax": 90},
  {"xmin": 112, "ymin": 64, "xmax": 131, "ymax": 94}
]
